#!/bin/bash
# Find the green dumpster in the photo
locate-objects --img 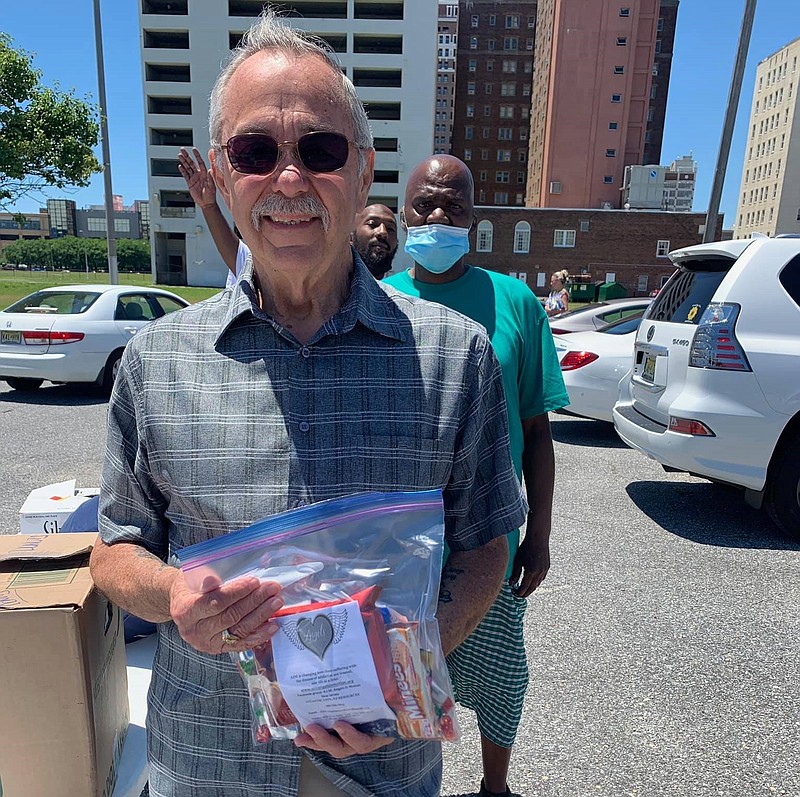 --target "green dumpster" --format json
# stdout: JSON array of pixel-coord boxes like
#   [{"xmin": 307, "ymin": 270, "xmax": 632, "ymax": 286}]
[
  {"xmin": 596, "ymin": 281, "xmax": 627, "ymax": 301},
  {"xmin": 569, "ymin": 281, "xmax": 596, "ymax": 302}
]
